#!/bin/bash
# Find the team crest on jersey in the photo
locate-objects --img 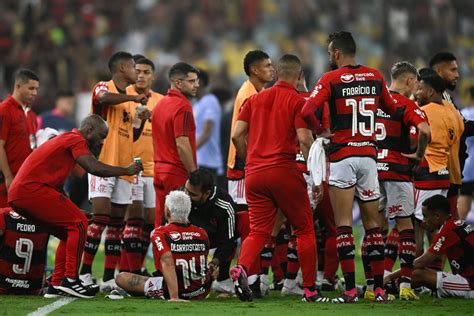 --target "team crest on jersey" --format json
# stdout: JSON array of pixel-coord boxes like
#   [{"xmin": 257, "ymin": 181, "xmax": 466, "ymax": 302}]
[
  {"xmin": 340, "ymin": 73, "xmax": 354, "ymax": 83},
  {"xmin": 169, "ymin": 231, "xmax": 181, "ymax": 241}
]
